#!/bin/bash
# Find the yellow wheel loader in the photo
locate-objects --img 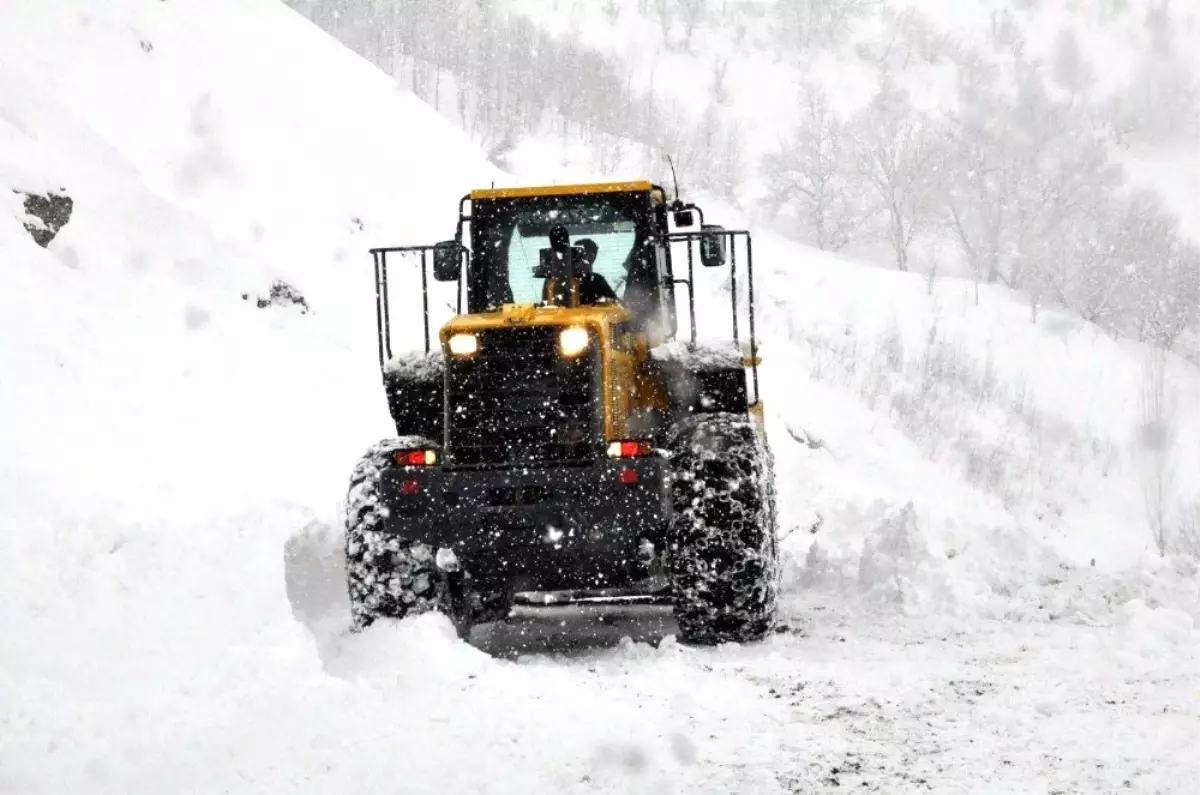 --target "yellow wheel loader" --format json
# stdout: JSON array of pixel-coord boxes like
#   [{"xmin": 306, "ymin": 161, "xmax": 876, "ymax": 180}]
[{"xmin": 347, "ymin": 180, "xmax": 777, "ymax": 644}]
